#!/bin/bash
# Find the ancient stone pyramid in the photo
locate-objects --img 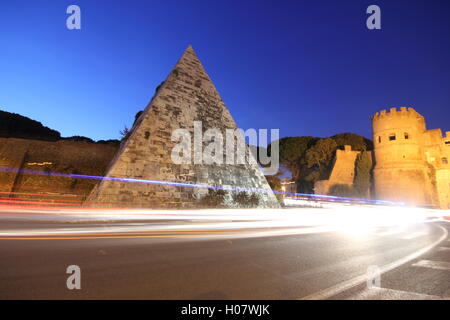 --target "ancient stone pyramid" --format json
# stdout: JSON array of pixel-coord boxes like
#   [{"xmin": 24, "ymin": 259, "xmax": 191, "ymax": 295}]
[{"xmin": 87, "ymin": 46, "xmax": 279, "ymax": 208}]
